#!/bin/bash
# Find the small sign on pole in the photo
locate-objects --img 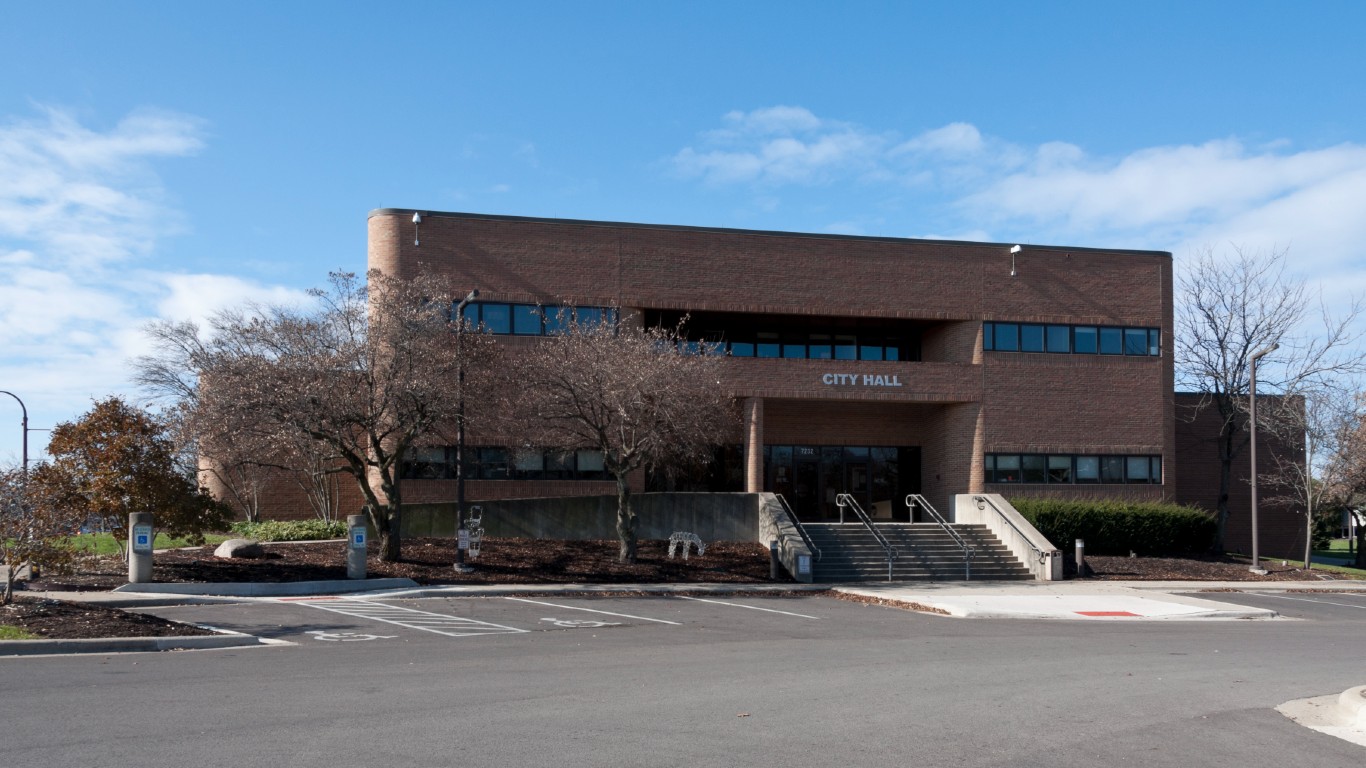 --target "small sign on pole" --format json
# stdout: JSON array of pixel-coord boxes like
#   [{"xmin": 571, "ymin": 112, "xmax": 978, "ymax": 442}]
[
  {"xmin": 457, "ymin": 528, "xmax": 470, "ymax": 551},
  {"xmin": 132, "ymin": 524, "xmax": 153, "ymax": 554}
]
